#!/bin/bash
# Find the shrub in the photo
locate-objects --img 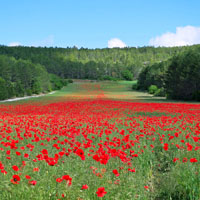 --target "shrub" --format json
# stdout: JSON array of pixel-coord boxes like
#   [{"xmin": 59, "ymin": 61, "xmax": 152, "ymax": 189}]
[
  {"xmin": 68, "ymin": 79, "xmax": 73, "ymax": 83},
  {"xmin": 102, "ymin": 76, "xmax": 112, "ymax": 81},
  {"xmin": 148, "ymin": 85, "xmax": 158, "ymax": 94},
  {"xmin": 132, "ymin": 83, "xmax": 138, "ymax": 90},
  {"xmin": 154, "ymin": 87, "xmax": 166, "ymax": 97},
  {"xmin": 121, "ymin": 70, "xmax": 133, "ymax": 81},
  {"xmin": 26, "ymin": 89, "xmax": 32, "ymax": 96}
]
